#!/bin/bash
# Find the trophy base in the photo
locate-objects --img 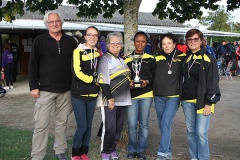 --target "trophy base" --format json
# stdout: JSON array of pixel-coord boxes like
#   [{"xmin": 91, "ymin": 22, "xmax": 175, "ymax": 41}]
[{"xmin": 133, "ymin": 81, "xmax": 142, "ymax": 89}]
